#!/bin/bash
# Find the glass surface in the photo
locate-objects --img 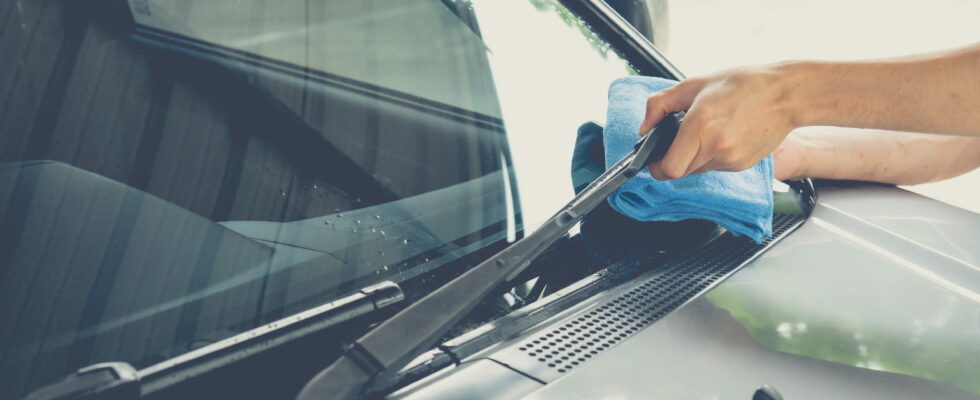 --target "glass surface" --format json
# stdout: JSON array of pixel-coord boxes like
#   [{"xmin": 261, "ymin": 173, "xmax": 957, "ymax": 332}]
[{"xmin": 0, "ymin": 0, "xmax": 633, "ymax": 397}]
